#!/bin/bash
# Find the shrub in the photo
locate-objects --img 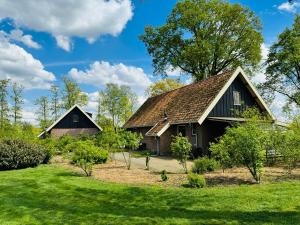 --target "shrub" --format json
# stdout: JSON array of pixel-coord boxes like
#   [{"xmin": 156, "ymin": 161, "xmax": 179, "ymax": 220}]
[
  {"xmin": 39, "ymin": 138, "xmax": 56, "ymax": 163},
  {"xmin": 160, "ymin": 170, "xmax": 168, "ymax": 181},
  {"xmin": 0, "ymin": 139, "xmax": 46, "ymax": 170},
  {"xmin": 192, "ymin": 157, "xmax": 220, "ymax": 174},
  {"xmin": 56, "ymin": 135, "xmax": 75, "ymax": 154},
  {"xmin": 188, "ymin": 173, "xmax": 206, "ymax": 188},
  {"xmin": 70, "ymin": 140, "xmax": 109, "ymax": 176},
  {"xmin": 170, "ymin": 134, "xmax": 192, "ymax": 173}
]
